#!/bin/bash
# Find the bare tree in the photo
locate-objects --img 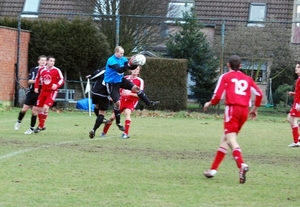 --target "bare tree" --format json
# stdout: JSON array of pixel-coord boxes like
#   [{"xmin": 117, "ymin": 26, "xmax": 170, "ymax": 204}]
[
  {"xmin": 214, "ymin": 22, "xmax": 295, "ymax": 82},
  {"xmin": 75, "ymin": 0, "xmax": 169, "ymax": 54}
]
